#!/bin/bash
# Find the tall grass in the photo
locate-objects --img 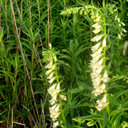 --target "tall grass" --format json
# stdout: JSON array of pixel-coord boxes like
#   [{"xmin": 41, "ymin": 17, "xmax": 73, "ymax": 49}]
[{"xmin": 0, "ymin": 0, "xmax": 128, "ymax": 128}]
